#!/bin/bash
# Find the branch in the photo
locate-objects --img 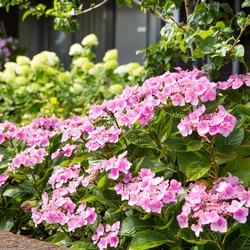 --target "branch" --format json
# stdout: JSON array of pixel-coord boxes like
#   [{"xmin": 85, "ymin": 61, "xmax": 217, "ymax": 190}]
[
  {"xmin": 131, "ymin": 0, "xmax": 186, "ymax": 30},
  {"xmin": 71, "ymin": 0, "xmax": 110, "ymax": 16},
  {"xmin": 224, "ymin": 18, "xmax": 250, "ymax": 63}
]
